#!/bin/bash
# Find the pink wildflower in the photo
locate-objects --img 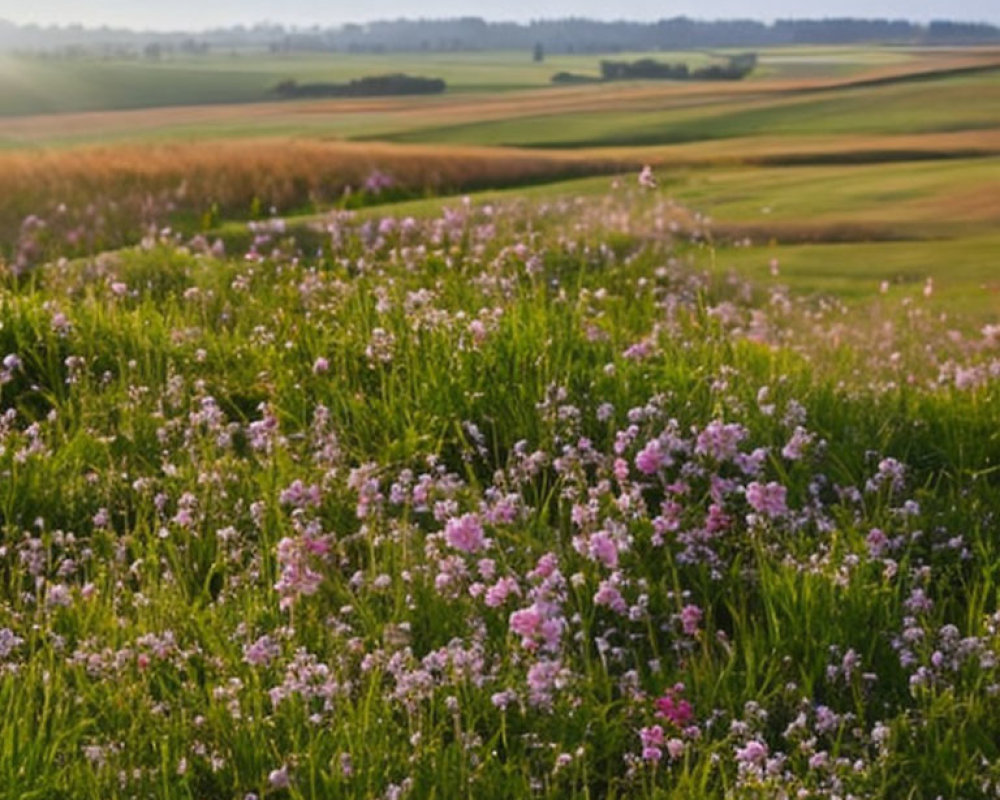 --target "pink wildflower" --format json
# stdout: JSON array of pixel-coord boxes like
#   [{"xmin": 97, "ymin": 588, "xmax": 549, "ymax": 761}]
[
  {"xmin": 594, "ymin": 580, "xmax": 627, "ymax": 614},
  {"xmin": 510, "ymin": 607, "xmax": 542, "ymax": 640},
  {"xmin": 655, "ymin": 685, "xmax": 694, "ymax": 727},
  {"xmin": 635, "ymin": 439, "xmax": 666, "ymax": 474},
  {"xmin": 268, "ymin": 766, "xmax": 290, "ymax": 789},
  {"xmin": 639, "ymin": 724, "xmax": 664, "ymax": 761},
  {"xmin": 735, "ymin": 740, "xmax": 768, "ymax": 766},
  {"xmin": 781, "ymin": 426, "xmax": 814, "ymax": 461},
  {"xmin": 695, "ymin": 420, "xmax": 747, "ymax": 462},
  {"xmin": 274, "ymin": 536, "xmax": 324, "ymax": 610},
  {"xmin": 444, "ymin": 513, "xmax": 488, "ymax": 553},
  {"xmin": 613, "ymin": 457, "xmax": 629, "ymax": 482},
  {"xmin": 680, "ymin": 604, "xmax": 703, "ymax": 636},
  {"xmin": 484, "ymin": 577, "xmax": 520, "ymax": 608},
  {"xmin": 745, "ymin": 481, "xmax": 787, "ymax": 518},
  {"xmin": 588, "ymin": 532, "xmax": 619, "ymax": 569},
  {"xmin": 526, "ymin": 659, "xmax": 564, "ymax": 707},
  {"xmin": 244, "ymin": 635, "xmax": 280, "ymax": 667}
]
